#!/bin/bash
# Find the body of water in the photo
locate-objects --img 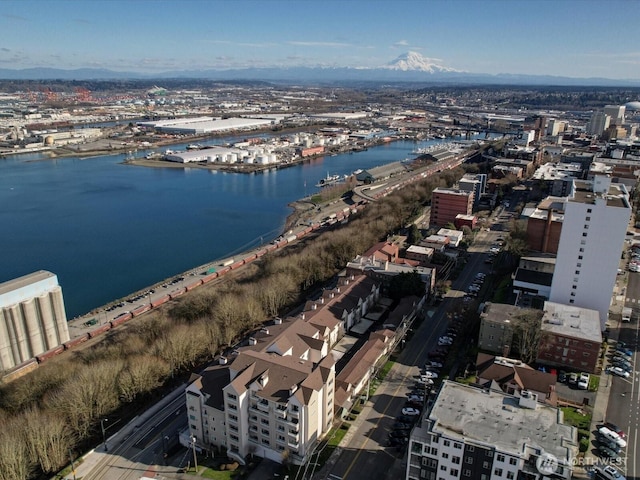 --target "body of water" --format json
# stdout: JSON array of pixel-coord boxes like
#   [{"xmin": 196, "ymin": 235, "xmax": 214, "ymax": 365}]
[{"xmin": 0, "ymin": 135, "xmax": 474, "ymax": 317}]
